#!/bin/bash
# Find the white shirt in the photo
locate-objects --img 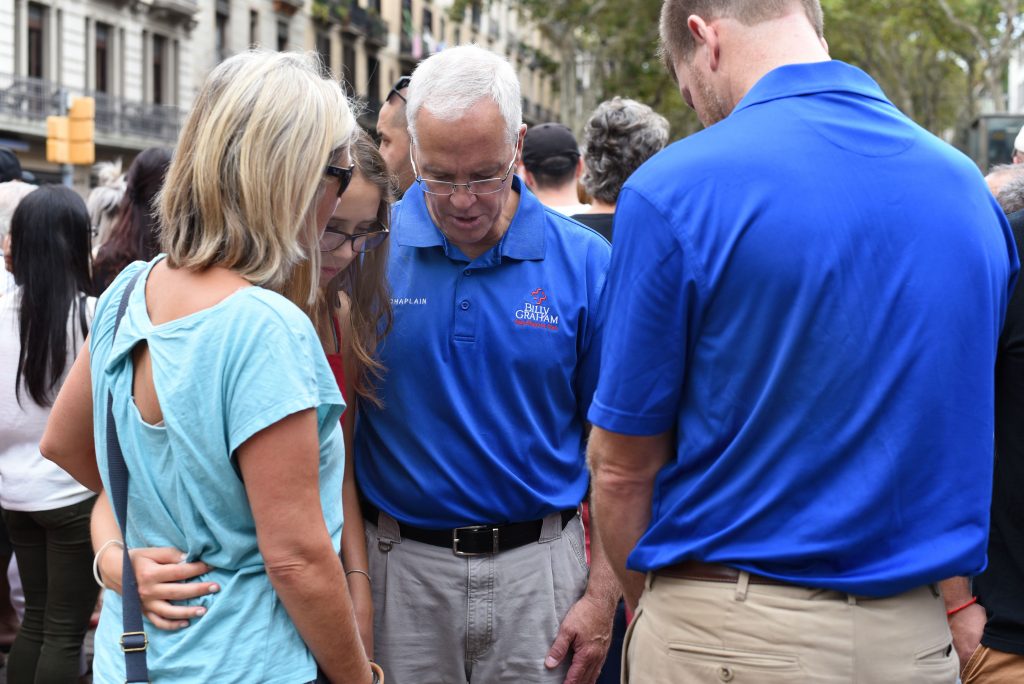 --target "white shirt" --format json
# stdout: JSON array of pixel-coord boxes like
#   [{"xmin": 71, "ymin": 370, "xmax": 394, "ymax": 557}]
[
  {"xmin": 0, "ymin": 288, "xmax": 95, "ymax": 511},
  {"xmin": 549, "ymin": 202, "xmax": 592, "ymax": 217}
]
